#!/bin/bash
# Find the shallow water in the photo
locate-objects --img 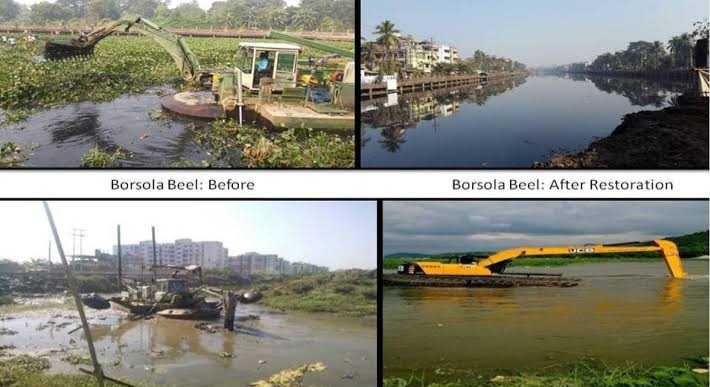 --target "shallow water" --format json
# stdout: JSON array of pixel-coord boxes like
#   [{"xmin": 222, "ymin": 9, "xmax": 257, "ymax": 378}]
[
  {"xmin": 0, "ymin": 88, "xmax": 210, "ymax": 168},
  {"xmin": 1, "ymin": 302, "xmax": 376, "ymax": 386},
  {"xmin": 383, "ymin": 260, "xmax": 709, "ymax": 378},
  {"xmin": 362, "ymin": 75, "xmax": 694, "ymax": 168}
]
